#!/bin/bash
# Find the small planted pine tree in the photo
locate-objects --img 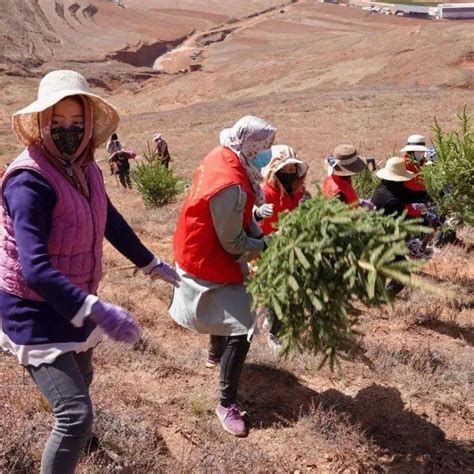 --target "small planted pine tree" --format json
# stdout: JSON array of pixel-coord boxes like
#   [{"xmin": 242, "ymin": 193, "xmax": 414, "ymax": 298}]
[
  {"xmin": 247, "ymin": 195, "xmax": 431, "ymax": 368},
  {"xmin": 353, "ymin": 168, "xmax": 380, "ymax": 199},
  {"xmin": 132, "ymin": 142, "xmax": 179, "ymax": 208},
  {"xmin": 422, "ymin": 109, "xmax": 474, "ymax": 226}
]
